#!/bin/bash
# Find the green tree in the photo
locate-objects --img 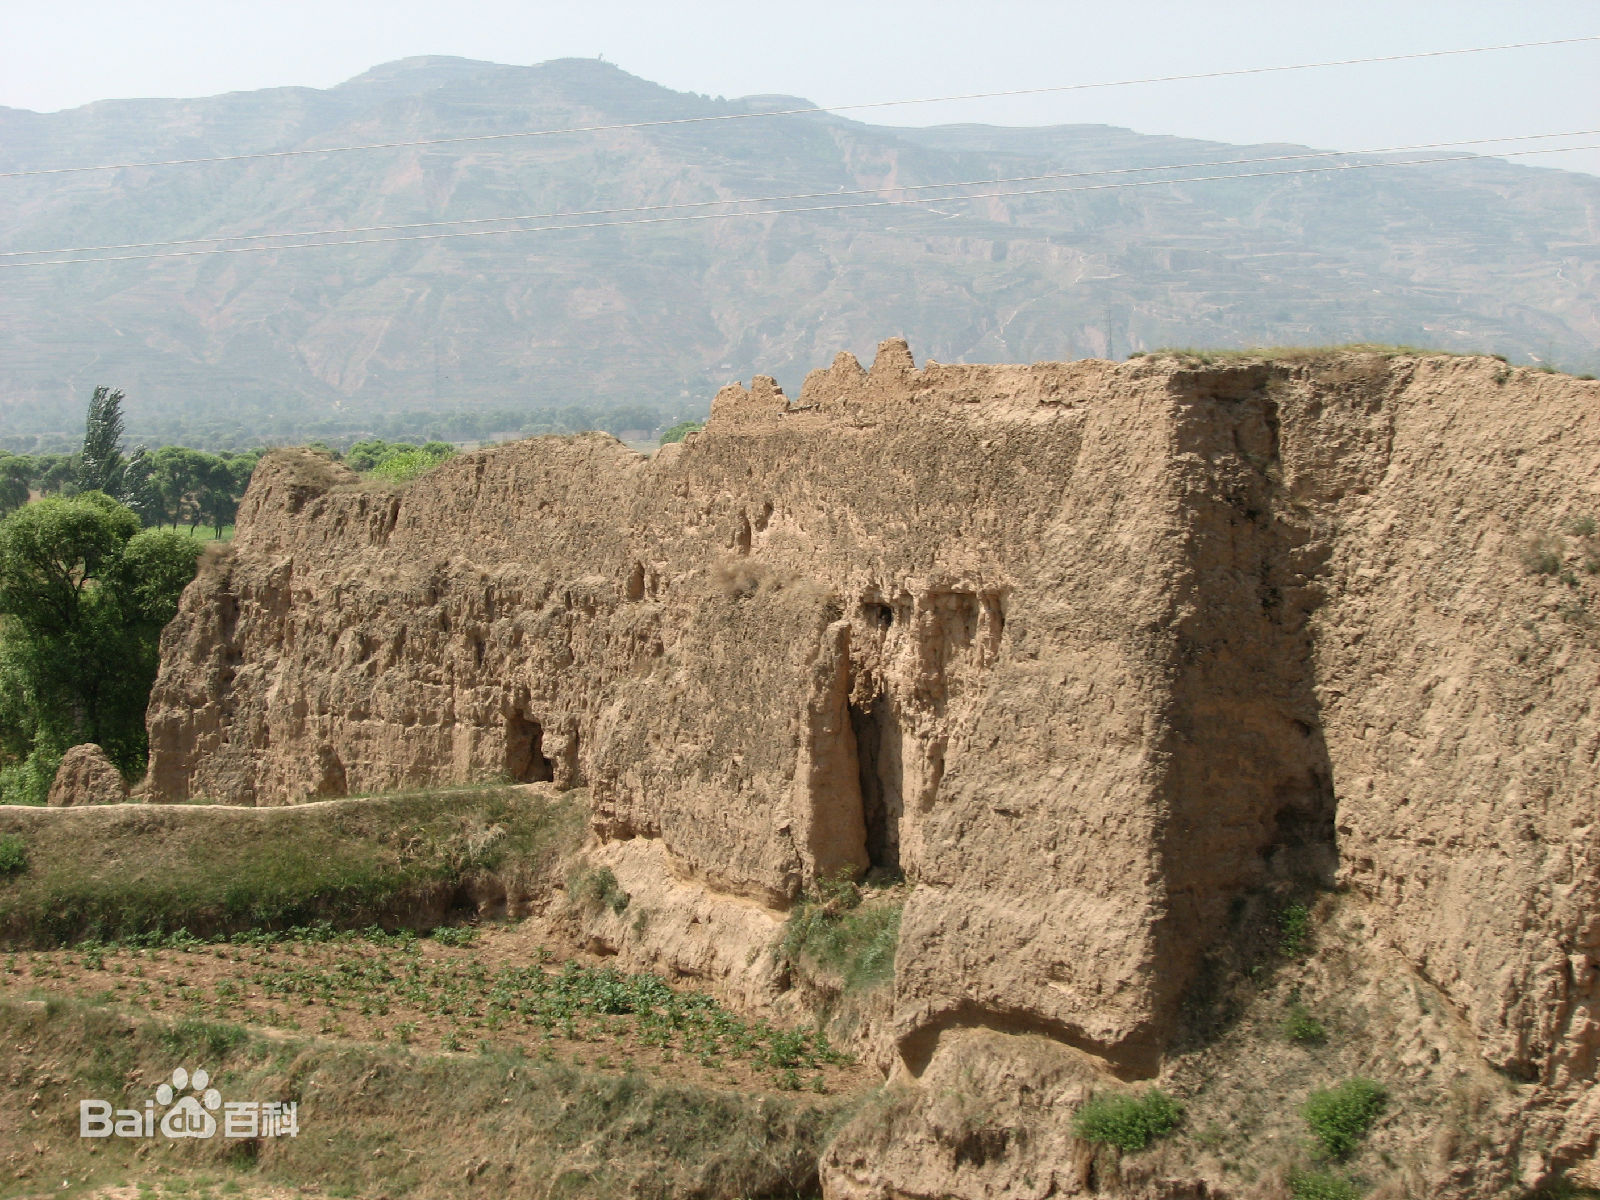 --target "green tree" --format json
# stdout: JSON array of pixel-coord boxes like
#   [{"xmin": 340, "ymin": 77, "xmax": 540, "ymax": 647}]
[
  {"xmin": 118, "ymin": 447, "xmax": 162, "ymax": 527},
  {"xmin": 0, "ymin": 457, "xmax": 29, "ymax": 516},
  {"xmin": 78, "ymin": 386, "xmax": 127, "ymax": 496},
  {"xmin": 146, "ymin": 445, "xmax": 209, "ymax": 529},
  {"xmin": 195, "ymin": 455, "xmax": 241, "ymax": 537},
  {"xmin": 0, "ymin": 493, "xmax": 201, "ymax": 794},
  {"xmin": 223, "ymin": 450, "xmax": 263, "ymax": 494},
  {"xmin": 35, "ymin": 455, "xmax": 75, "ymax": 496},
  {"xmin": 659, "ymin": 420, "xmax": 705, "ymax": 445},
  {"xmin": 344, "ymin": 439, "xmax": 394, "ymax": 471},
  {"xmin": 0, "ymin": 492, "xmax": 140, "ymax": 637}
]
